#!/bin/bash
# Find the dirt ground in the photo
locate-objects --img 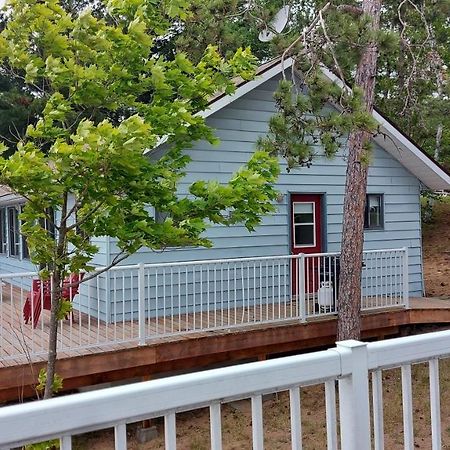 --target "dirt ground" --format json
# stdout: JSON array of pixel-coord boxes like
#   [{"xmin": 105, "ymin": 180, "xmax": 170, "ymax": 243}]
[
  {"xmin": 422, "ymin": 199, "xmax": 450, "ymax": 298},
  {"xmin": 48, "ymin": 201, "xmax": 450, "ymax": 449},
  {"xmin": 72, "ymin": 362, "xmax": 450, "ymax": 449}
]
